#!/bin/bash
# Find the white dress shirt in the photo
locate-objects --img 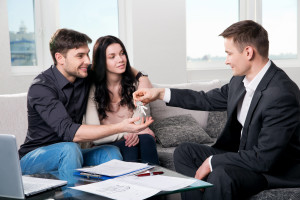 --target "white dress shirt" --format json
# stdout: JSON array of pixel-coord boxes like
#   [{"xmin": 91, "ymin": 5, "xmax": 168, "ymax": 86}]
[{"xmin": 237, "ymin": 60, "xmax": 271, "ymax": 134}]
